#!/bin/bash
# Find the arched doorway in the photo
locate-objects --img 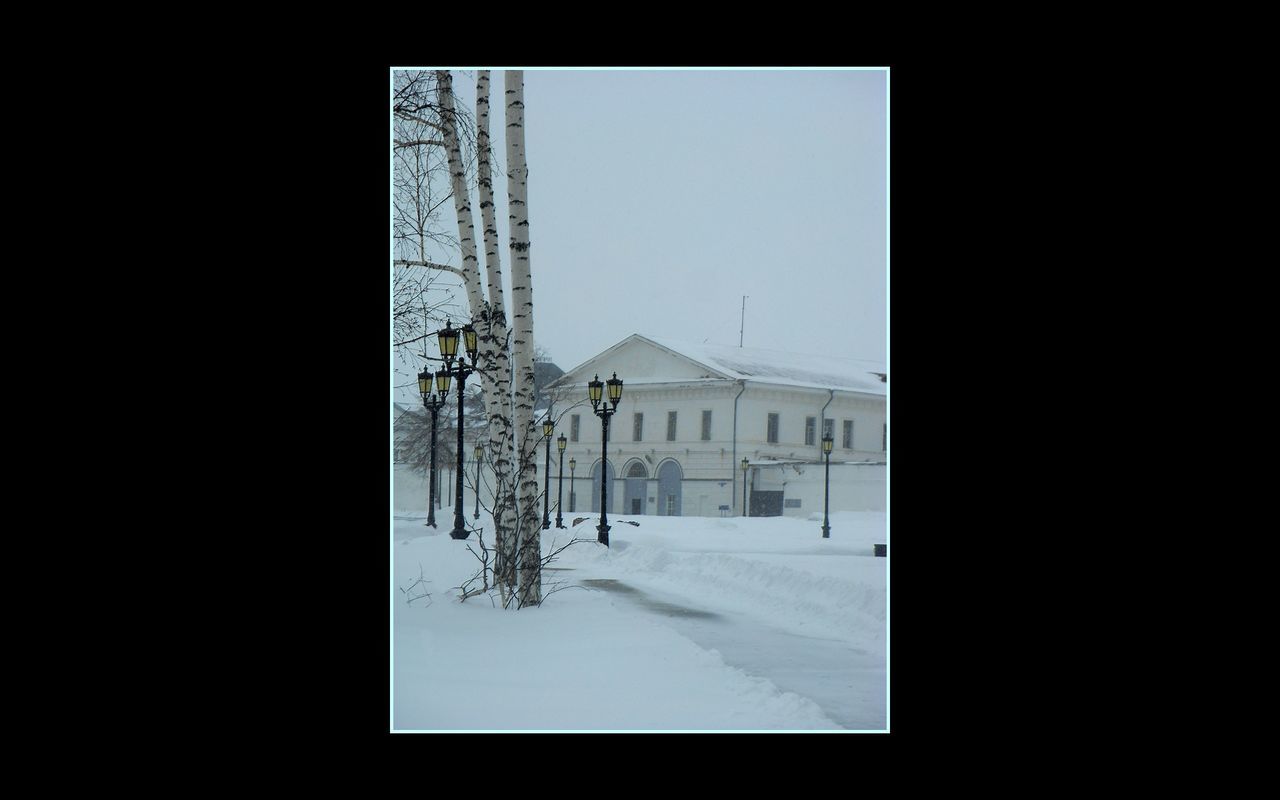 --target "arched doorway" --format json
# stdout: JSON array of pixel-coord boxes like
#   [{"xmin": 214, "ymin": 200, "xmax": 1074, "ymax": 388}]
[
  {"xmin": 657, "ymin": 459, "xmax": 683, "ymax": 516},
  {"xmin": 623, "ymin": 460, "xmax": 647, "ymax": 516},
  {"xmin": 591, "ymin": 459, "xmax": 615, "ymax": 514}
]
